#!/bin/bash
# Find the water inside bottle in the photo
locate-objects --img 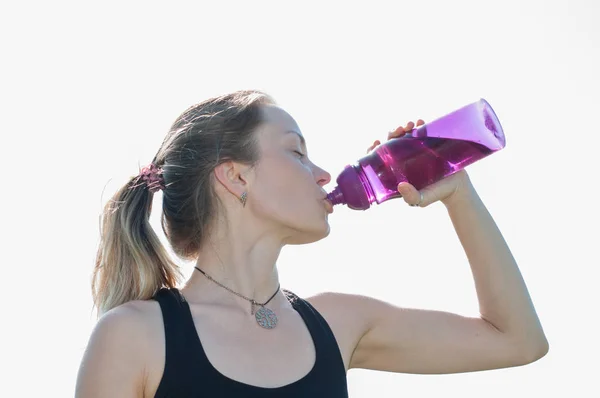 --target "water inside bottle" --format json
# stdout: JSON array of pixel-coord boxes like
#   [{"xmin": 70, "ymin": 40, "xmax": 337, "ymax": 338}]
[{"xmin": 361, "ymin": 133, "xmax": 496, "ymax": 204}]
